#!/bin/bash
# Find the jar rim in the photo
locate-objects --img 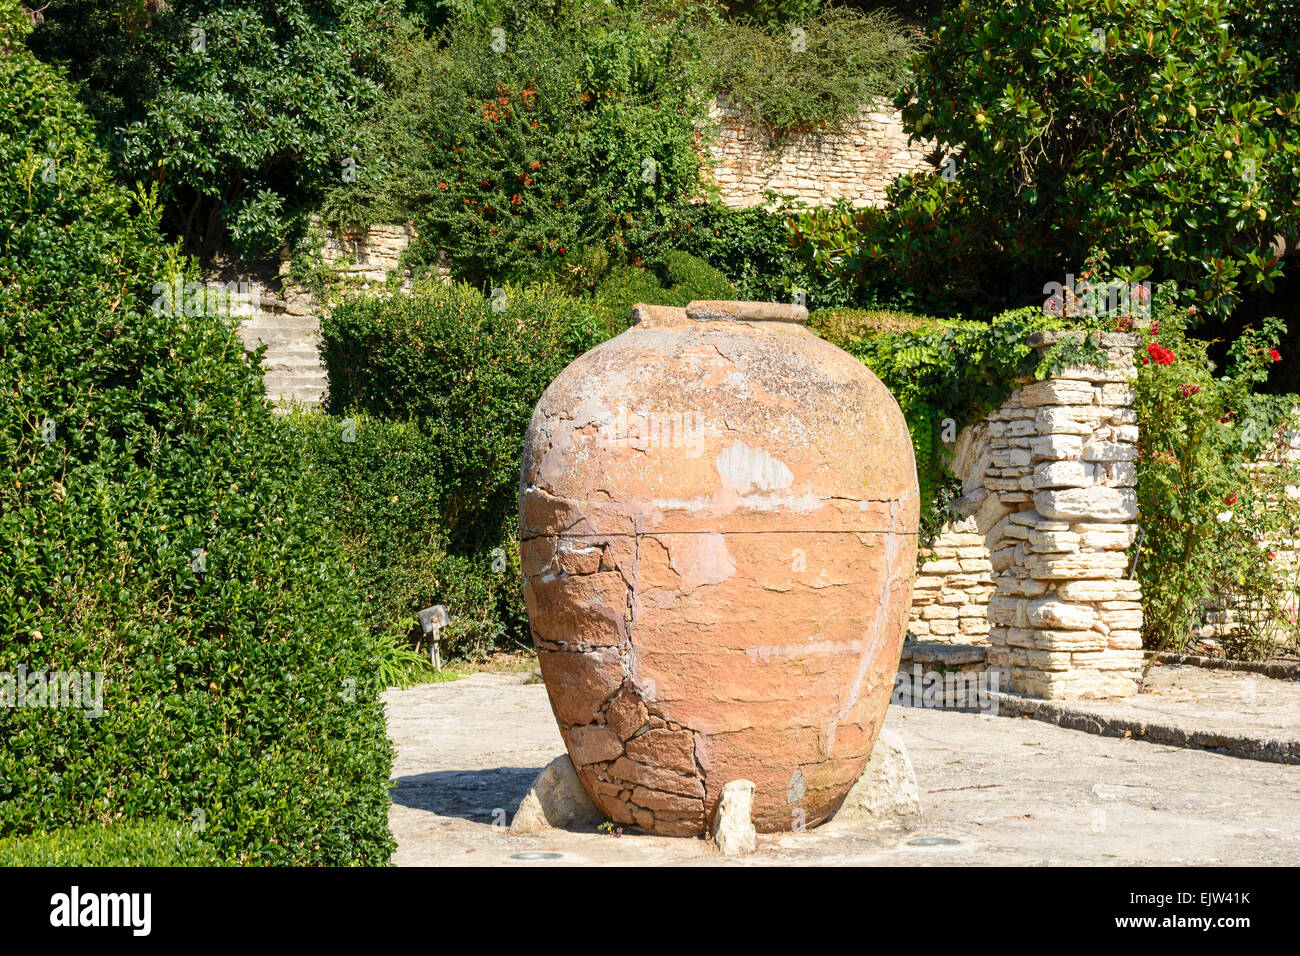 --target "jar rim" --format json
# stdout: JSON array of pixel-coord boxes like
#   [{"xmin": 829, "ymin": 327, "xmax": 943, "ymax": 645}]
[{"xmin": 685, "ymin": 300, "xmax": 808, "ymax": 323}]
